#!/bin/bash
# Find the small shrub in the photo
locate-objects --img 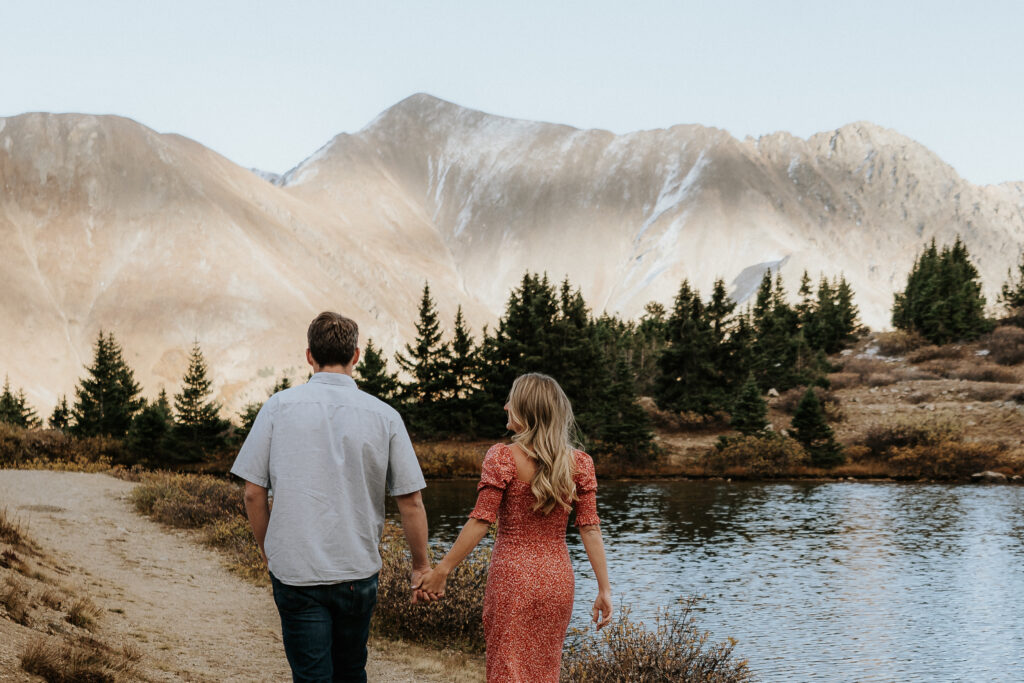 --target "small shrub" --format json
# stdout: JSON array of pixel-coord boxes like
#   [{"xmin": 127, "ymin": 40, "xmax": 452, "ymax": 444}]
[
  {"xmin": 963, "ymin": 384, "xmax": 1017, "ymax": 402},
  {"xmin": 888, "ymin": 441, "xmax": 1009, "ymax": 479},
  {"xmin": 132, "ymin": 472, "xmax": 243, "ymax": 528},
  {"xmin": 373, "ymin": 521, "xmax": 488, "ymax": 652},
  {"xmin": 862, "ymin": 417, "xmax": 963, "ymax": 458},
  {"xmin": 950, "ymin": 362, "xmax": 1019, "ymax": 384},
  {"xmin": 38, "ymin": 587, "xmax": 64, "ymax": 610},
  {"xmin": 0, "ymin": 423, "xmax": 124, "ymax": 469},
  {"xmin": 776, "ymin": 387, "xmax": 840, "ymax": 416},
  {"xmin": 918, "ymin": 359, "xmax": 957, "ymax": 378},
  {"xmin": 893, "ymin": 366, "xmax": 940, "ymax": 382},
  {"xmin": 561, "ymin": 599, "xmax": 751, "ymax": 683},
  {"xmin": 825, "ymin": 372, "xmax": 860, "ymax": 390},
  {"xmin": 416, "ymin": 442, "xmax": 486, "ymax": 478},
  {"xmin": 0, "ymin": 507, "xmax": 26, "ymax": 547},
  {"xmin": 905, "ymin": 391, "xmax": 934, "ymax": 405},
  {"xmin": 66, "ymin": 596, "xmax": 103, "ymax": 630},
  {"xmin": 1, "ymin": 576, "xmax": 31, "ymax": 625},
  {"xmin": 705, "ymin": 434, "xmax": 809, "ymax": 477},
  {"xmin": 840, "ymin": 357, "xmax": 890, "ymax": 378},
  {"xmin": 866, "ymin": 372, "xmax": 898, "ymax": 387},
  {"xmin": 907, "ymin": 345, "xmax": 965, "ymax": 363},
  {"xmin": 875, "ymin": 330, "xmax": 927, "ymax": 356},
  {"xmin": 983, "ymin": 326, "xmax": 1024, "ymax": 366},
  {"xmin": 640, "ymin": 398, "xmax": 730, "ymax": 432},
  {"xmin": 21, "ymin": 634, "xmax": 140, "ymax": 683},
  {"xmin": 203, "ymin": 516, "xmax": 265, "ymax": 583}
]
